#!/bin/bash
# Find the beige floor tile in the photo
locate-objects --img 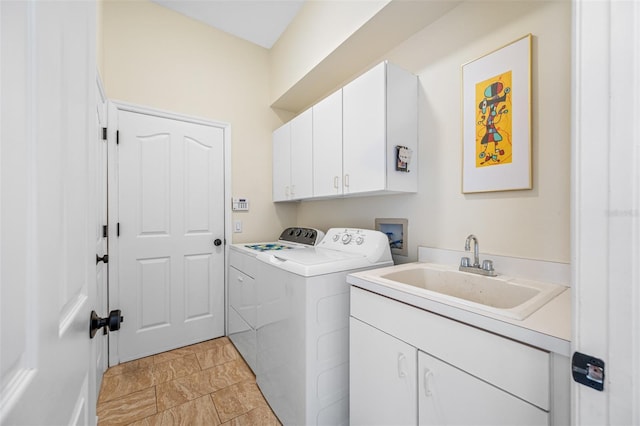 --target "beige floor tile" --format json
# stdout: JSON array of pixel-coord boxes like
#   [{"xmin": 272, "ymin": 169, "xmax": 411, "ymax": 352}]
[
  {"xmin": 156, "ymin": 359, "xmax": 254, "ymax": 411},
  {"xmin": 99, "ymin": 366, "xmax": 155, "ymax": 403},
  {"xmin": 196, "ymin": 343, "xmax": 240, "ymax": 370},
  {"xmin": 151, "ymin": 353, "xmax": 201, "ymax": 384},
  {"xmin": 97, "ymin": 387, "xmax": 157, "ymax": 426},
  {"xmin": 211, "ymin": 381, "xmax": 269, "ymax": 423},
  {"xmin": 223, "ymin": 406, "xmax": 280, "ymax": 426},
  {"xmin": 103, "ymin": 356, "xmax": 154, "ymax": 378},
  {"xmin": 128, "ymin": 394, "xmax": 222, "ymax": 426},
  {"xmin": 97, "ymin": 338, "xmax": 280, "ymax": 426},
  {"xmin": 152, "ymin": 346, "xmax": 196, "ymax": 364},
  {"xmin": 205, "ymin": 359, "xmax": 255, "ymax": 392}
]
